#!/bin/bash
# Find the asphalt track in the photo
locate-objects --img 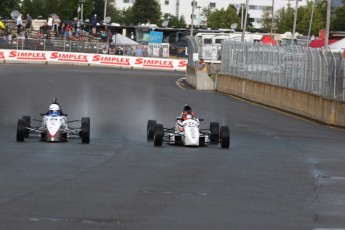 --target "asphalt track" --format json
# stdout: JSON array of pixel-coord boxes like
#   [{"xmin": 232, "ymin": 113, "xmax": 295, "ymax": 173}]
[{"xmin": 1, "ymin": 64, "xmax": 345, "ymax": 230}]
